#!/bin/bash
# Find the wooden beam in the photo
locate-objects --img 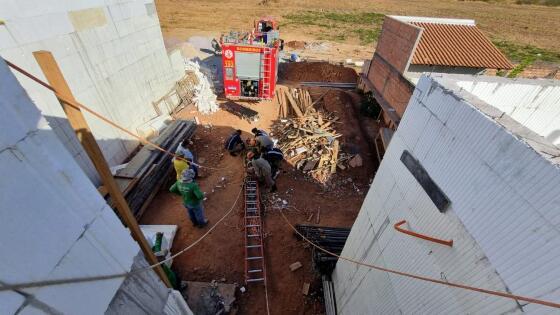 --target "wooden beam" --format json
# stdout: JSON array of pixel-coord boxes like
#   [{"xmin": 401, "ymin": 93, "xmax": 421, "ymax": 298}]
[
  {"xmin": 284, "ymin": 88, "xmax": 304, "ymax": 118},
  {"xmin": 33, "ymin": 51, "xmax": 171, "ymax": 288}
]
